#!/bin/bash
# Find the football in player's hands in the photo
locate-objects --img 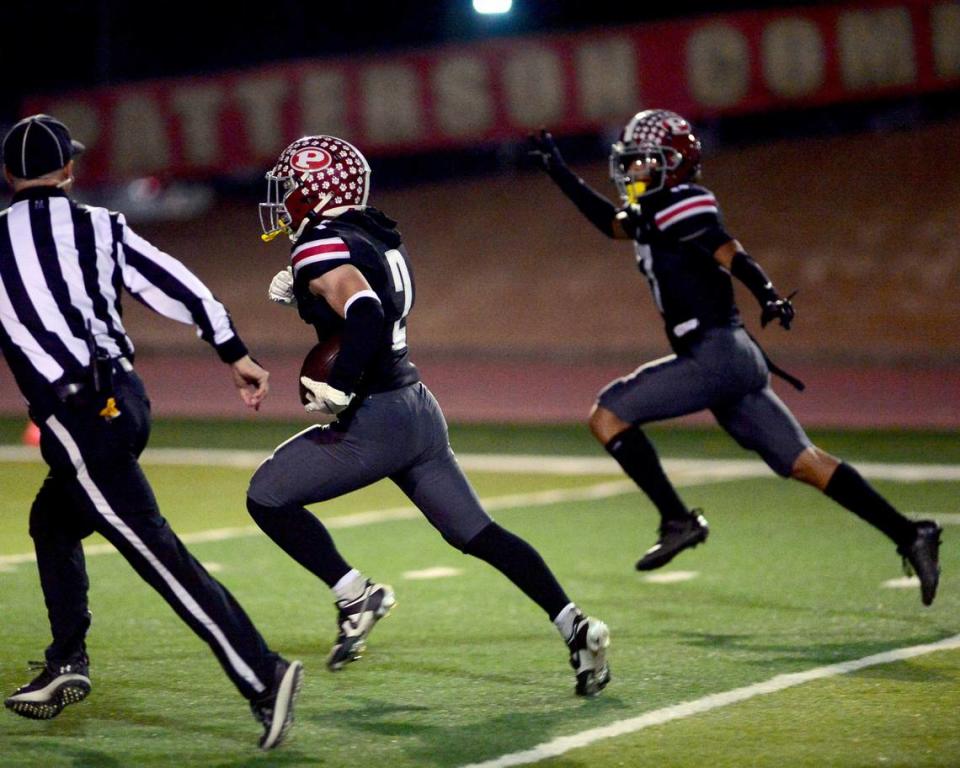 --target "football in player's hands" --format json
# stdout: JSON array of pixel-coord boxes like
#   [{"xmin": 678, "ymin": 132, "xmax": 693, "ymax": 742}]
[{"xmin": 298, "ymin": 334, "xmax": 341, "ymax": 405}]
